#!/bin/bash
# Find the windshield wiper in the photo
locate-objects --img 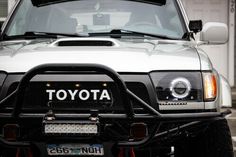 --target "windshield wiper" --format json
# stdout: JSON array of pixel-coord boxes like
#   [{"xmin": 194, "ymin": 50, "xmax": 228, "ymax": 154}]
[
  {"xmin": 2, "ymin": 32, "xmax": 88, "ymax": 40},
  {"xmin": 2, "ymin": 30, "xmax": 179, "ymax": 41},
  {"xmin": 88, "ymin": 29, "xmax": 180, "ymax": 40}
]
